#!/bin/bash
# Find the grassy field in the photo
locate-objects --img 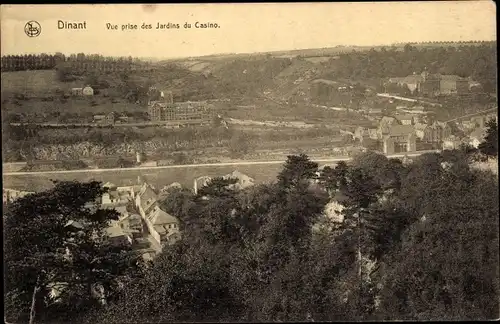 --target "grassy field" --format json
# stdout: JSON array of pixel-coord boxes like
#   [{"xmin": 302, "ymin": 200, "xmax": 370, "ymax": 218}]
[{"xmin": 1, "ymin": 70, "xmax": 75, "ymax": 95}]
